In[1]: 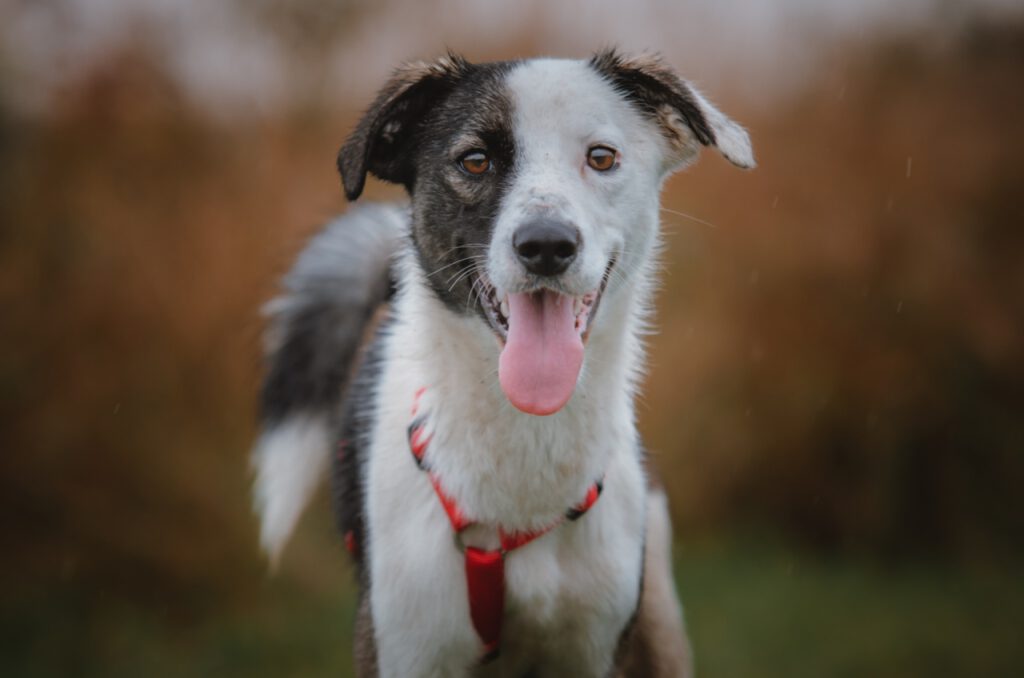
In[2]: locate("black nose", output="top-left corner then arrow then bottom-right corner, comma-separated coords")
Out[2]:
513,218 -> 580,277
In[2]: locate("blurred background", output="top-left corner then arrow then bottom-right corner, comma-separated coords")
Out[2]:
2,1 -> 1023,676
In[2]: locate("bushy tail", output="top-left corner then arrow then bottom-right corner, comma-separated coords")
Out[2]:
251,203 -> 406,564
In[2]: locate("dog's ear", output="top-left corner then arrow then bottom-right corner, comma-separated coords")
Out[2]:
338,54 -> 472,201
590,49 -> 755,171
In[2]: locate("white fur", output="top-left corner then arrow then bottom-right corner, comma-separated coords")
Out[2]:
252,415 -> 331,566
689,86 -> 756,169
366,59 -> 665,678
367,264 -> 649,677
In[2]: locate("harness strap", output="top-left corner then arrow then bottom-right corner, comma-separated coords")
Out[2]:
407,391 -> 603,663
465,547 -> 504,662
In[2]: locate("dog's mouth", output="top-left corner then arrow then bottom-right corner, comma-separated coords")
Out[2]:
478,259 -> 615,416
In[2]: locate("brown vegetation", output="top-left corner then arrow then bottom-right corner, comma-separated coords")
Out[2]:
0,20 -> 1022,624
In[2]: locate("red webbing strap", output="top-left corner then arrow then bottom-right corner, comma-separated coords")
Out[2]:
429,475 -> 472,532
464,547 -> 504,663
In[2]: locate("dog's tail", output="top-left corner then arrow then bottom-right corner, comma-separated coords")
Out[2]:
251,202 -> 407,565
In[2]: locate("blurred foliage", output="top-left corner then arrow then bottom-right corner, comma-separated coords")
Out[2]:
0,11 -> 1022,676
233,0 -> 378,108
0,46 -> 346,610
644,20 -> 1024,562
238,0 -> 372,52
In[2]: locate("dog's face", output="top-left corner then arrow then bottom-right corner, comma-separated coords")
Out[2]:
339,51 -> 753,415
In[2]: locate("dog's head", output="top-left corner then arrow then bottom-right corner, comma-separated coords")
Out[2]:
338,50 -> 753,416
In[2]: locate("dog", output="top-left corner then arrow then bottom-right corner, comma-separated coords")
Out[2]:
252,49 -> 754,677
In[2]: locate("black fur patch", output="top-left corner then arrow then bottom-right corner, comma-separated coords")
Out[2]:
339,55 -> 520,320
338,54 -> 474,200
588,48 -> 716,148
332,317 -> 392,574
408,61 -> 518,315
261,293 -> 382,424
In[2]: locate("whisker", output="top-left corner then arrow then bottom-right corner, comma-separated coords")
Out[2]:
447,264 -> 480,292
442,255 -> 488,286
467,263 -> 499,311
427,255 -> 487,279
467,266 -> 488,309
444,266 -> 486,293
660,206 -> 717,229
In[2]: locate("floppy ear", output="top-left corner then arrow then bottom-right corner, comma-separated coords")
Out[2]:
337,54 -> 471,201
590,49 -> 755,171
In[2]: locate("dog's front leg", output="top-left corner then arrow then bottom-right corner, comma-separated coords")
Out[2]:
369,493 -> 482,677
613,489 -> 694,678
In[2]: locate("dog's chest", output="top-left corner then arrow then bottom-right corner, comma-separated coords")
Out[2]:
367,420 -> 646,675
365,316 -> 647,674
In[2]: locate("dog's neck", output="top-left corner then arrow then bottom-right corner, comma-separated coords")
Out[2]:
387,251 -> 654,530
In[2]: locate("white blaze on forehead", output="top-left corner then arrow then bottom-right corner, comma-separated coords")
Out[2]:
494,59 -> 665,271
487,57 -> 666,301
504,58 -> 659,173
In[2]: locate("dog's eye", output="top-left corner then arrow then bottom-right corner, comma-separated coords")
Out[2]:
459,151 -> 491,175
587,146 -> 617,172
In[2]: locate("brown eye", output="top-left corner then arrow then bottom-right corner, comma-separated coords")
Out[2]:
459,151 -> 490,175
587,146 -> 617,172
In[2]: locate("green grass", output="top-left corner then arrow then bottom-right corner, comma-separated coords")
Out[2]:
1,584 -> 353,678
4,538 -> 1022,677
676,539 -> 1024,678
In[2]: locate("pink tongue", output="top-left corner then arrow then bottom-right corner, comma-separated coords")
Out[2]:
498,290 -> 584,415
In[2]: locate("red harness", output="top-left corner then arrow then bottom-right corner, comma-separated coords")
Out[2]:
407,388 -> 603,663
